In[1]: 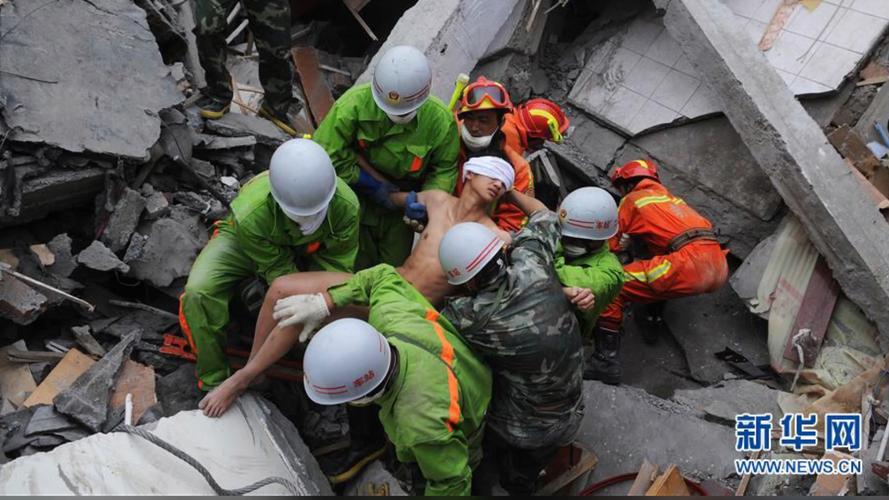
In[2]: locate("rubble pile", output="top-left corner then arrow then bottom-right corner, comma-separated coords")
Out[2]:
2,0 -> 889,496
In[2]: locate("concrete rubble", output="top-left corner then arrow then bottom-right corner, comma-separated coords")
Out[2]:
2,0 -> 889,495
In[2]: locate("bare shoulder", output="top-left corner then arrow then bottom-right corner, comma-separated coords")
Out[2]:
480,217 -> 513,245
418,189 -> 453,205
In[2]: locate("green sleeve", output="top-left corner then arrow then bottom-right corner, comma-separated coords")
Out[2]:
555,253 -> 625,327
236,223 -> 299,284
420,121 -> 460,192
314,99 -> 360,185
308,204 -> 359,274
327,264 -> 392,308
413,440 -> 472,496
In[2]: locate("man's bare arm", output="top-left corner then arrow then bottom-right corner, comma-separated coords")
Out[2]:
504,189 -> 547,216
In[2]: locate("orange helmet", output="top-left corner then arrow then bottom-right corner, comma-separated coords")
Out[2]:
458,77 -> 513,116
610,159 -> 660,185
516,98 -> 569,143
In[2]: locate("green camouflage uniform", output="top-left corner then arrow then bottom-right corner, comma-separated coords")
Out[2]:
194,0 -> 293,116
442,210 -> 584,451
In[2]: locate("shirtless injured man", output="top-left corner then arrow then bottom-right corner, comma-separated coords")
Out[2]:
199,156 -> 516,416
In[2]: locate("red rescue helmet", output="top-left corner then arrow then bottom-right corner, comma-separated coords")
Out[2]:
610,159 -> 660,185
516,98 -> 570,143
458,77 -> 513,117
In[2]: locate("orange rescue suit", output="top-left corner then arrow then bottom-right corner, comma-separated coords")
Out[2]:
599,178 -> 728,331
455,141 -> 534,233
501,112 -> 529,156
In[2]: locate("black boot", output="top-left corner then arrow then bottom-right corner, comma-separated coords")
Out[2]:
584,327 -> 622,384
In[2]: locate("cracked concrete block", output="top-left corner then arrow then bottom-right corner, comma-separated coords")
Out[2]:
101,188 -> 147,253
0,0 -> 181,158
576,381 -> 741,484
672,379 -> 786,424
125,218 -> 202,288
356,0 -> 522,104
46,234 -> 77,278
0,394 -> 333,495
53,330 -> 141,432
662,285 -> 771,384
143,191 -> 170,220
631,116 -> 783,221
203,113 -> 290,147
76,241 -> 129,273
0,273 -> 48,326
24,405 -> 79,437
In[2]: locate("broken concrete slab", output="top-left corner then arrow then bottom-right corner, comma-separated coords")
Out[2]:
659,0 -> 889,343
0,0 -> 181,158
662,285 -> 771,384
76,241 -> 129,273
142,188 -> 171,221
482,0 -> 549,59
0,394 -> 333,495
53,330 -> 141,432
125,218 -> 202,288
100,188 -> 147,253
356,0 -> 522,104
672,379 -> 785,424
46,234 -> 77,278
0,167 -> 107,228
576,381 -> 741,484
0,341 -> 37,416
203,113 -> 290,147
631,116 -> 783,221
71,326 -> 106,358
23,349 -> 95,408
570,3 -> 889,135
155,363 -> 202,417
0,273 -> 47,326
23,405 -> 79,437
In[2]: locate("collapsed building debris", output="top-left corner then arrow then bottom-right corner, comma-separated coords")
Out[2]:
2,0 -> 889,495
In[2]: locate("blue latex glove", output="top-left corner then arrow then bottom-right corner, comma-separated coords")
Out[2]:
403,191 -> 428,232
355,169 -> 397,210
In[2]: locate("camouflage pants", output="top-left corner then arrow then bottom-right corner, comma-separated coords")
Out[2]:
194,0 -> 293,115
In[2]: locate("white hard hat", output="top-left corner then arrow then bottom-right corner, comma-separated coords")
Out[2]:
268,138 -> 337,218
303,318 -> 392,405
439,222 -> 505,285
558,187 -> 619,240
371,45 -> 432,115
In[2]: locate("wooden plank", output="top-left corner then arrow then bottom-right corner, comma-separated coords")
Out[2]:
342,0 -> 378,41
110,360 -> 156,425
343,0 -> 372,11
782,256 -> 840,367
627,459 -> 659,496
291,47 -> 336,127
645,464 -> 690,496
809,450 -> 854,495
23,348 -> 95,407
735,450 -> 762,496
0,340 -> 36,415
535,444 -> 598,496
827,125 -> 882,178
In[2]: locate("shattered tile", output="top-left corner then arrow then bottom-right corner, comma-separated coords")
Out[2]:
626,99 -> 680,134
643,29 -> 684,67
651,69 -> 700,113
784,1 -> 840,39
623,57 -> 671,98
823,7 -> 886,54
798,42 -> 859,89
621,19 -> 663,55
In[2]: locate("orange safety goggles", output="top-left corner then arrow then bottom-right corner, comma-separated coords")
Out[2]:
459,78 -> 513,113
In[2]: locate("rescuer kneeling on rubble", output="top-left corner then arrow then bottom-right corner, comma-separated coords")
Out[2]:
273,263 -> 492,496
438,187 -> 585,496
595,159 -> 729,384
554,187 -> 626,383
178,138 -> 359,392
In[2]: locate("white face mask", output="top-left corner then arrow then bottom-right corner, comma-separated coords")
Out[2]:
386,110 -> 417,124
562,241 -> 588,258
289,206 -> 328,235
461,123 -> 495,151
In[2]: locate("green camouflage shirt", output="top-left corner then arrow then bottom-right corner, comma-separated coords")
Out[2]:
442,210 -> 584,450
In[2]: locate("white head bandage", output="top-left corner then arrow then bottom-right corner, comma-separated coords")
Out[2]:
463,156 -> 515,191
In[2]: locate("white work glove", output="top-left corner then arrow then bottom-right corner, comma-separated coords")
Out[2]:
272,293 -> 330,342
617,233 -> 631,251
